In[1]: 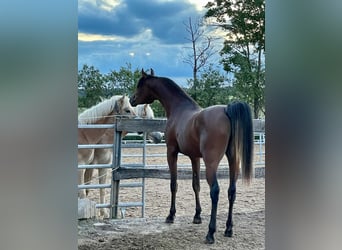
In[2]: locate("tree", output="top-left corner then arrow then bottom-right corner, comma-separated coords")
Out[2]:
105,63 -> 141,97
78,64 -> 106,108
187,65 -> 232,107
205,0 -> 265,117
183,16 -> 218,102
77,64 -> 166,117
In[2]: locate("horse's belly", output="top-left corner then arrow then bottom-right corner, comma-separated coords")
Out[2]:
78,148 -> 94,164
178,139 -> 202,157
181,148 -> 202,158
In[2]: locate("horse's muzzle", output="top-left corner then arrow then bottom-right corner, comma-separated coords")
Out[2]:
129,96 -> 136,106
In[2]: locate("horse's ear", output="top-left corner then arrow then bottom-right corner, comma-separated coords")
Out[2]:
141,68 -> 147,77
150,68 -> 154,76
118,95 -> 125,105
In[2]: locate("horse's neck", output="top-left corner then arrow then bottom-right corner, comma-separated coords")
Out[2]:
79,127 -> 107,144
99,130 -> 114,144
79,113 -> 116,144
155,82 -> 199,118
98,114 -> 115,124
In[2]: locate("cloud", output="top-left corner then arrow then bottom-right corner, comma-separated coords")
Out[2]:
78,0 -> 205,44
78,0 -> 224,86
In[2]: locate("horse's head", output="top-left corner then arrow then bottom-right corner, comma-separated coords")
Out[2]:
134,103 -> 163,143
130,68 -> 156,106
114,95 -> 136,117
134,104 -> 153,119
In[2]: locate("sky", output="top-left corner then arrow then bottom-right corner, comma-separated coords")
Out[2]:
78,0 -> 223,86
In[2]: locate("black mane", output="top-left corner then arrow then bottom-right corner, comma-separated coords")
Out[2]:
153,76 -> 200,108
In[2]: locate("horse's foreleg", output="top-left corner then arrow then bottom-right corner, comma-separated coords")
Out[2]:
78,169 -> 86,198
205,168 -> 220,244
84,168 -> 93,196
98,168 -> 109,218
166,149 -> 178,223
191,157 -> 202,224
78,149 -> 94,199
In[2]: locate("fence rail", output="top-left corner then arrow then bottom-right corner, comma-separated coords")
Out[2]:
78,118 -> 265,218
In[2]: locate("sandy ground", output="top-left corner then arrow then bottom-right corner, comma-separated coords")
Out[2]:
78,145 -> 265,249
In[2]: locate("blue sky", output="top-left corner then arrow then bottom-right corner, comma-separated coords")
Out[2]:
78,0 -> 223,86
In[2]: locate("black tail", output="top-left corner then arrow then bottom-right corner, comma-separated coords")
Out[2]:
225,101 -> 254,182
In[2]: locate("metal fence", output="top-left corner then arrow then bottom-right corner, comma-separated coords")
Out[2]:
78,119 -> 265,218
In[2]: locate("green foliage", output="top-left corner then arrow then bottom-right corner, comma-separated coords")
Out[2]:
105,63 -> 141,97
205,0 -> 265,117
77,64 -> 166,117
150,101 -> 166,118
187,65 -> 233,107
78,64 -> 106,108
232,57 -> 265,117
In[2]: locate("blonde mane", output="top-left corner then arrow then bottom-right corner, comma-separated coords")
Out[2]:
78,95 -> 130,124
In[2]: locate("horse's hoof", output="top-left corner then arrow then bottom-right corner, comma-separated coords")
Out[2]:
224,228 -> 233,237
165,215 -> 174,223
205,234 -> 215,244
193,216 -> 202,224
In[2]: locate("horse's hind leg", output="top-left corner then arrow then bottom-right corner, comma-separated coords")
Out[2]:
204,161 -> 220,244
225,152 -> 238,237
190,157 -> 202,224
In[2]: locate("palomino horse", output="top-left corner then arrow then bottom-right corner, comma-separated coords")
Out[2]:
83,103 -> 162,217
130,69 -> 253,244
78,95 -> 136,199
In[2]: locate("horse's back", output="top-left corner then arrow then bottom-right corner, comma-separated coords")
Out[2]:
197,105 -> 230,132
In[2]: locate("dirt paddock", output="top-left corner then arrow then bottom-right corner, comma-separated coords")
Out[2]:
78,146 -> 265,250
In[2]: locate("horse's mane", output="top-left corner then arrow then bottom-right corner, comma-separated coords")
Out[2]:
78,95 -> 126,124
160,77 -> 200,107
140,75 -> 199,108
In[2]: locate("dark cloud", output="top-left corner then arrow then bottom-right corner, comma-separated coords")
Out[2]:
78,1 -> 217,82
78,1 -> 142,37
78,0 -> 204,44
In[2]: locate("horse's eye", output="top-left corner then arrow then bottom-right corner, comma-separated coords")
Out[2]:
125,109 -> 131,113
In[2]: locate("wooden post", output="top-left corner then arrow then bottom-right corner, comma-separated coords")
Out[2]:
110,125 -> 122,219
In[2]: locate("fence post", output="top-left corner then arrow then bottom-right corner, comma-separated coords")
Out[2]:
110,124 -> 122,218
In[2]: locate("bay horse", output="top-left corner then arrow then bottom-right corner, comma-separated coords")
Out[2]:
130,69 -> 253,244
83,103 -> 162,217
78,95 -> 136,199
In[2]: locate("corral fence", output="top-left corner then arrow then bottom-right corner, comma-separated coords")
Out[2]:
78,117 -> 265,219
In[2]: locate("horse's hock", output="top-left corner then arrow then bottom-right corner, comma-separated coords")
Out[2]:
77,117 -> 265,219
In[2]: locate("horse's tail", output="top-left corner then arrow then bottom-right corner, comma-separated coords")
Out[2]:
225,101 -> 254,183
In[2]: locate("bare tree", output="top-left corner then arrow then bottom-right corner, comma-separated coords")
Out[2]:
183,17 -> 218,101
